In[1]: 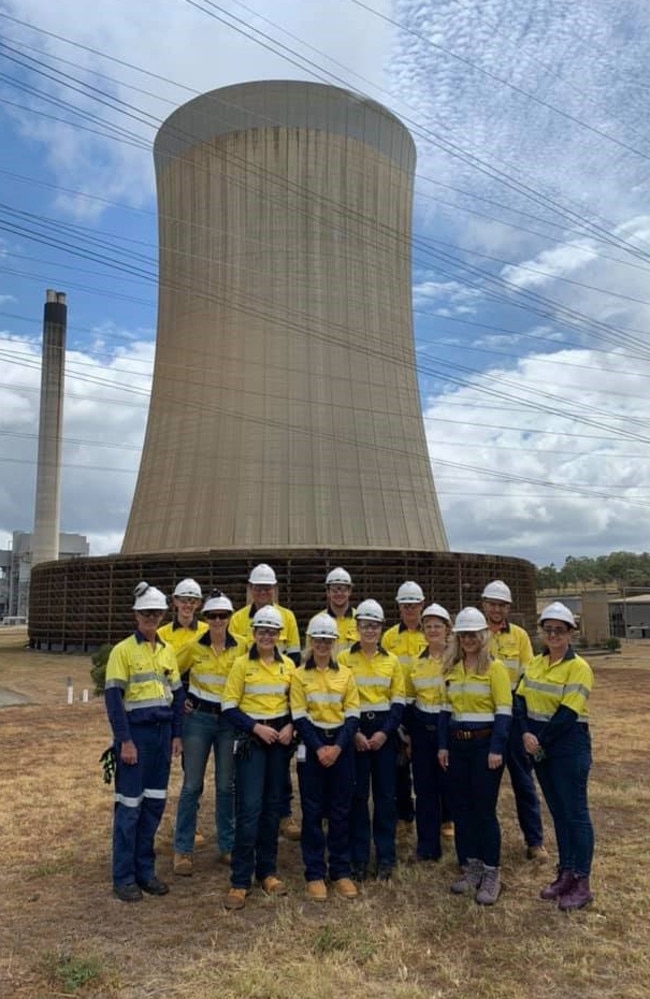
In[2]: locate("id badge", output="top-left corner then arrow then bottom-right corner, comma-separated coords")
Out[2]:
296,744 -> 306,763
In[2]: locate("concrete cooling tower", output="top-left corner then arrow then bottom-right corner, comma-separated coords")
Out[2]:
122,80 -> 449,554
29,81 -> 537,652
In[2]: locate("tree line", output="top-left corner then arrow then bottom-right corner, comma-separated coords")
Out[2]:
536,552 -> 650,591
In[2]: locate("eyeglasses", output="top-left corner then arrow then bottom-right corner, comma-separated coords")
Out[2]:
204,612 -> 230,621
542,627 -> 569,637
358,621 -> 381,629
255,628 -> 280,637
176,596 -> 200,604
136,610 -> 163,619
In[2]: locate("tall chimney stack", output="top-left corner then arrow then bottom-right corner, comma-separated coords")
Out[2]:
32,289 -> 67,567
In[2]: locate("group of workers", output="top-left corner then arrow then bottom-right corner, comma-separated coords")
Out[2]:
103,565 -> 595,912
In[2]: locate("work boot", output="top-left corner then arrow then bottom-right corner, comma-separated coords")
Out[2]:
441,821 -> 455,839
332,877 -> 358,900
475,866 -> 501,905
224,887 -> 248,911
173,853 -> 193,876
540,869 -> 574,901
216,852 -> 232,867
558,876 -> 593,911
194,830 -> 206,847
527,844 -> 549,863
304,879 -> 328,902
260,875 -> 288,896
137,876 -> 170,896
450,858 -> 483,895
112,883 -> 142,903
279,816 -> 301,841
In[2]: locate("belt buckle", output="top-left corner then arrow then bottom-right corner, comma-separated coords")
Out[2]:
460,730 -> 471,741
366,711 -> 376,720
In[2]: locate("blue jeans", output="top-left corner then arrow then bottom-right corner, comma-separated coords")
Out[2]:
174,708 -> 235,855
113,722 -> 171,887
448,736 -> 504,868
351,716 -> 397,870
230,737 -> 292,889
506,724 -> 544,848
534,732 -> 594,876
298,741 -> 354,881
410,715 -> 443,860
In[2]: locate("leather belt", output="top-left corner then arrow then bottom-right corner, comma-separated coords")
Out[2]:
452,727 -> 493,741
190,697 -> 222,715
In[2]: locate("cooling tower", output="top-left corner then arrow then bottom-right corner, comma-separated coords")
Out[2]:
122,81 -> 448,554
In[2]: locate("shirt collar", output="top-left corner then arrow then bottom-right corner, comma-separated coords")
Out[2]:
305,653 -> 338,671
135,630 -> 163,645
249,644 -> 283,662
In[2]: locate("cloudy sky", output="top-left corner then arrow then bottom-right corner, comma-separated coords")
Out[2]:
1,0 -> 650,566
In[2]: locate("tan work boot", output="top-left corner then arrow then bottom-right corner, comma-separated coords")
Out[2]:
194,830 -> 206,847
261,875 -> 288,896
332,877 -> 358,900
173,852 -> 193,876
224,887 -> 248,910
441,821 -> 455,839
305,879 -> 328,902
526,844 -> 549,863
279,816 -> 301,841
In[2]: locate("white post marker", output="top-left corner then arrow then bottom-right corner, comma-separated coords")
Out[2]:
67,676 -> 73,705
82,689 -> 89,703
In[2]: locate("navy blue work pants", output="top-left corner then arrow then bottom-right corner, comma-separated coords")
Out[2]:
351,715 -> 397,870
298,741 -> 354,882
230,738 -> 292,889
506,724 -> 544,847
112,721 -> 171,888
448,736 -> 504,868
533,732 -> 594,877
410,715 -> 444,860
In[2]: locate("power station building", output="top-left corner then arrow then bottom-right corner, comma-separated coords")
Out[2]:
29,81 -> 535,649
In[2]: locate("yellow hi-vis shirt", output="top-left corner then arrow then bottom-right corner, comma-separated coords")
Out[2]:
157,619 -> 208,653
290,660 -> 360,730
105,633 -> 182,712
338,644 -> 405,713
382,623 -> 427,671
222,646 -> 294,720
404,651 -> 446,715
309,608 -> 359,656
488,622 -> 533,690
516,649 -> 592,724
177,630 -> 248,705
230,603 -> 301,659
442,658 -> 512,725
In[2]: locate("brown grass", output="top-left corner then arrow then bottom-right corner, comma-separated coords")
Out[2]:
1,633 -> 649,998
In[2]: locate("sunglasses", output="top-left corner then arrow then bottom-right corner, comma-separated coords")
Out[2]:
137,610 -> 163,619
255,627 -> 281,636
542,627 -> 569,636
204,611 -> 230,621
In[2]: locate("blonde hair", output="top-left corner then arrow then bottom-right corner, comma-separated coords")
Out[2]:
442,629 -> 492,676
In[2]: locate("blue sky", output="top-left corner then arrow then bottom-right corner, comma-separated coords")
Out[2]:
2,0 -> 650,565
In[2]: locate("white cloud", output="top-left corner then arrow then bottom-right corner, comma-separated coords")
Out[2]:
0,332 -> 153,554
3,0 -> 393,215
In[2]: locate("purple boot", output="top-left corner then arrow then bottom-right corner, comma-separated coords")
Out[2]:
558,876 -> 593,911
540,869 -> 574,901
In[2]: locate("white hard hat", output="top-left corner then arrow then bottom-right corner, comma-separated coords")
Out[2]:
173,577 -> 202,599
202,590 -> 234,614
133,581 -> 168,612
396,581 -> 425,603
453,607 -> 488,632
249,563 -> 277,586
326,566 -> 352,586
307,614 -> 339,640
482,580 -> 512,603
252,605 -> 283,630
355,599 -> 385,623
421,602 -> 451,625
539,602 -> 576,628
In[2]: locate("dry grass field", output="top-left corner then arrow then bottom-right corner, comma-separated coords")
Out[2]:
1,630 -> 649,999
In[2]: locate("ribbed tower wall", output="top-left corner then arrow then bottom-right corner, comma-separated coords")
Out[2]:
121,81 -> 448,554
